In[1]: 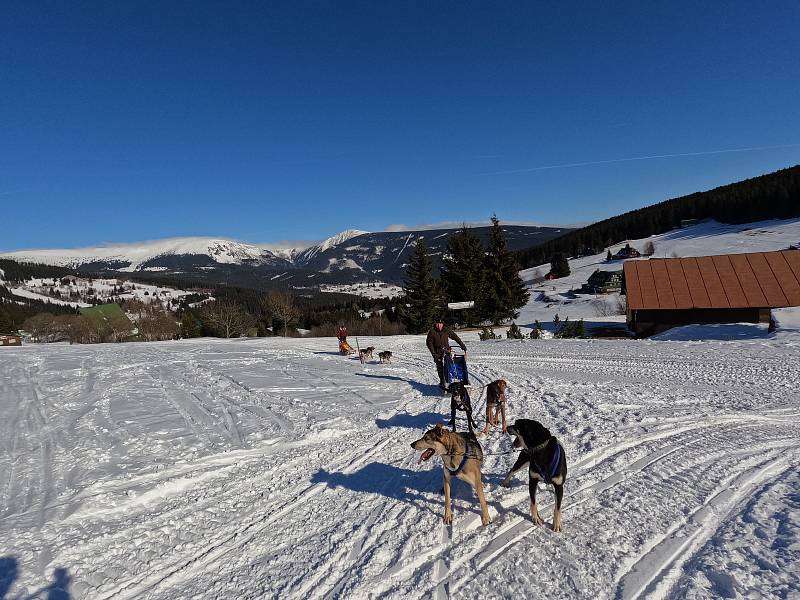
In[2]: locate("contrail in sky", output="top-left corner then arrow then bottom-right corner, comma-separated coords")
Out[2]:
477,143 -> 800,175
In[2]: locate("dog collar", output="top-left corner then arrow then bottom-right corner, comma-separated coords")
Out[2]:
526,437 -> 551,453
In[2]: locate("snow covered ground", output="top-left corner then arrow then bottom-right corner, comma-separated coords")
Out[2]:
2,329 -> 799,599
320,281 -> 404,299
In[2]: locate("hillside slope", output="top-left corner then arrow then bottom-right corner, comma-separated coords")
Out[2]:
516,165 -> 800,270
514,216 -> 800,330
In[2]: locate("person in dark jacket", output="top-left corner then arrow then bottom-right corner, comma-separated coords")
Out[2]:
426,317 -> 467,390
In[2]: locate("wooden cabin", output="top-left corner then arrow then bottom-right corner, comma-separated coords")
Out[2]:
0,334 -> 22,346
624,250 -> 800,336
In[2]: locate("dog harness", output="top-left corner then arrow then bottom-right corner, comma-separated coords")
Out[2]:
445,438 -> 471,476
529,438 -> 562,485
451,384 -> 471,411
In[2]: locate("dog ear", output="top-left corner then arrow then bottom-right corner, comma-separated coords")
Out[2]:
433,423 -> 444,436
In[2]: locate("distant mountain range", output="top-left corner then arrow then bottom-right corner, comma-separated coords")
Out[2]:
1,225 -> 570,289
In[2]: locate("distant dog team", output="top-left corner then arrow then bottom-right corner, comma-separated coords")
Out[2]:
353,346 -> 393,363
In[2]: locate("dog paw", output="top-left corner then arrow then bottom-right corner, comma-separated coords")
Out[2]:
443,513 -> 453,525
481,515 -> 492,526
499,478 -> 511,488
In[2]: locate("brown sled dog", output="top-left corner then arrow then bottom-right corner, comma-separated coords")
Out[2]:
481,379 -> 508,435
411,423 -> 491,526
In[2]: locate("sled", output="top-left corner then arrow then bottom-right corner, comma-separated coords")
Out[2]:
443,350 -> 470,386
339,340 -> 355,355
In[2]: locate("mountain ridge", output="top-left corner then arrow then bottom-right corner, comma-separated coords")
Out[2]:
0,225 -> 570,288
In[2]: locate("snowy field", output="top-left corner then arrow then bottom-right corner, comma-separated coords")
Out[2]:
320,281 -> 404,299
2,329 -> 799,599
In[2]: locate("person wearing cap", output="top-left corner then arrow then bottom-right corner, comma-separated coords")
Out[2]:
426,317 -> 467,391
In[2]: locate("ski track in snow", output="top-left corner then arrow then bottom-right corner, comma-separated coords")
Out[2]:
1,334 -> 799,599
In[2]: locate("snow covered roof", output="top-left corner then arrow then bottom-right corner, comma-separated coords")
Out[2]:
625,250 -> 800,310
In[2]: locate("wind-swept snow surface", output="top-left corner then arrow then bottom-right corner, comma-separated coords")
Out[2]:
1,333 -> 799,598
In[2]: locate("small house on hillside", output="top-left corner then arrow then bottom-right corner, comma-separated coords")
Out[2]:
613,244 -> 641,260
582,270 -> 623,294
624,250 -> 800,336
1,334 -> 22,346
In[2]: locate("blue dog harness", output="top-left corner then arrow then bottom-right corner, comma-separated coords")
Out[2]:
446,437 -> 471,476
530,438 -> 562,484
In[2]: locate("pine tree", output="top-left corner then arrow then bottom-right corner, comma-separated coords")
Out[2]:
439,225 -> 486,327
550,252 -> 570,277
400,238 -> 442,334
180,312 -> 203,338
482,215 -> 530,324
0,306 -> 16,334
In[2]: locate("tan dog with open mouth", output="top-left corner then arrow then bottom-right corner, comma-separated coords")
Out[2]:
411,423 -> 491,526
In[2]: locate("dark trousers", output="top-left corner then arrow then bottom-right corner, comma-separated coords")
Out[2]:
435,358 -> 445,387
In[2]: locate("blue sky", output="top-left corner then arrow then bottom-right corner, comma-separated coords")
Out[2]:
2,1 -> 799,250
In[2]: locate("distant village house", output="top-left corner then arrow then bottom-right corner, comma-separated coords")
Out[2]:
612,244 -> 641,260
1,334 -> 22,346
581,269 -> 623,294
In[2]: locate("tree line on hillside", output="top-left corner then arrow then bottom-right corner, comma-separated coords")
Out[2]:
516,165 -> 800,269
400,216 -> 530,333
1,269 -> 405,341
0,259 -> 79,282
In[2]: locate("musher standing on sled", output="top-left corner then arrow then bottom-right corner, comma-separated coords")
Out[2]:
426,317 -> 467,392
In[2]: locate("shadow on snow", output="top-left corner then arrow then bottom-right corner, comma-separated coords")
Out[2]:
1,557 -> 72,600
355,372 -> 443,398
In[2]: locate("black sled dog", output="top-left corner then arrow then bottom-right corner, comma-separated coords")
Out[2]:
501,419 -> 568,532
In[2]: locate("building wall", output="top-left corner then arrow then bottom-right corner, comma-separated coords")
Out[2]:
628,307 -> 771,336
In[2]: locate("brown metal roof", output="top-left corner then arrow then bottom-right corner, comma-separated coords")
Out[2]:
624,250 -> 800,310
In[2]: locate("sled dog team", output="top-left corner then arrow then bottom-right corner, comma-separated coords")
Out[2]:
413,387 -> 568,532
416,317 -> 568,532
338,320 -> 567,531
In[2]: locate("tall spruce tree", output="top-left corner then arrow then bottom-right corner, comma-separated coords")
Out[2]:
440,225 -> 486,326
482,216 -> 530,323
400,238 -> 442,333
550,252 -> 570,277
0,305 -> 16,334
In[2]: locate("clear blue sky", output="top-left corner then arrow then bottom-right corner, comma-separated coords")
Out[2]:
2,1 -> 799,250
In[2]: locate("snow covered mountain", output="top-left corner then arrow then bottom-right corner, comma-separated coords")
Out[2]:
0,225 -> 569,288
291,229 -> 370,264
1,237 -> 292,272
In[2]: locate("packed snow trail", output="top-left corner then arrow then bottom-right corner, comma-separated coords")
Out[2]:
1,333 -> 799,599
